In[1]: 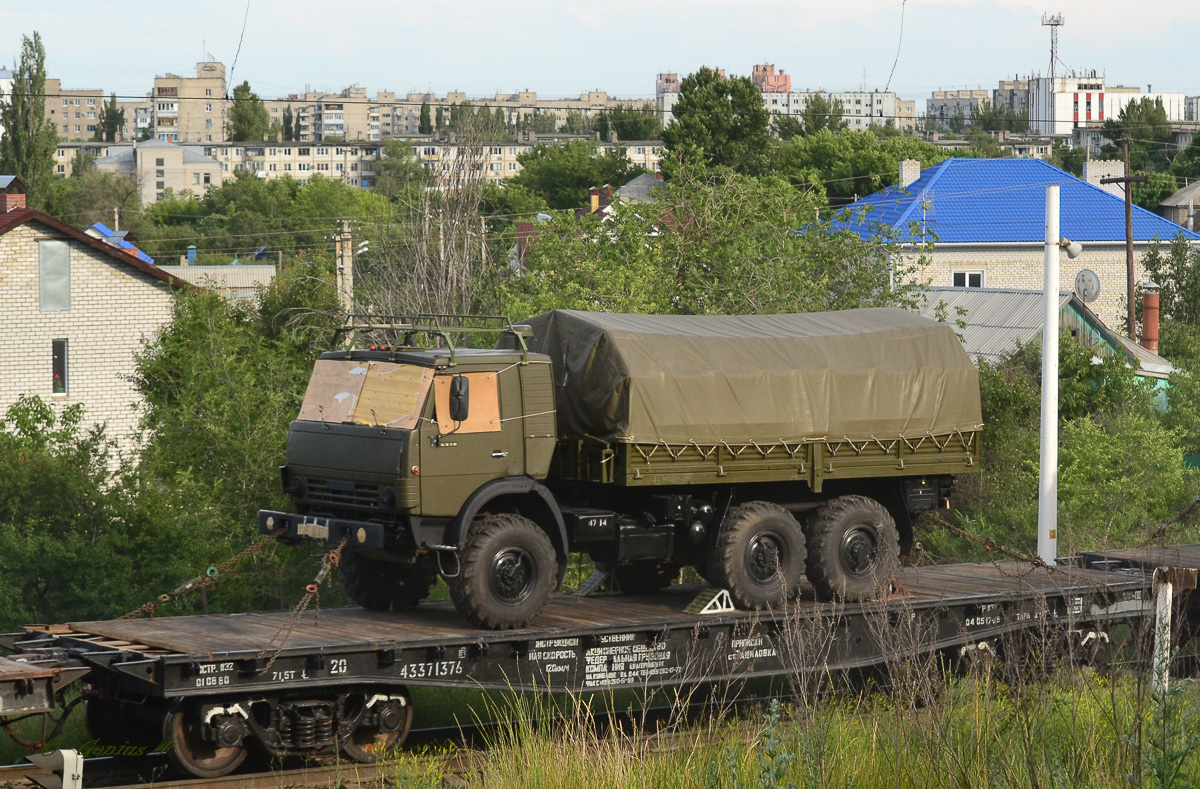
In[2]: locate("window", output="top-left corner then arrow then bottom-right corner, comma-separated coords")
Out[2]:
206,119 -> 212,128
269,163 -> 277,171
156,158 -> 165,166
205,103 -> 212,112
297,147 -> 310,156
205,88 -> 212,96
156,180 -> 165,189
39,240 -> 70,312
317,162 -> 329,171
316,147 -> 328,155
297,163 -> 312,171
283,163 -> 291,171
62,99 -> 68,106
509,162 -> 517,171
57,164 -> 65,174
203,173 -> 211,185
491,147 -> 503,155
193,172 -> 201,185
335,163 -> 343,171
952,271 -> 984,288
52,340 -> 68,394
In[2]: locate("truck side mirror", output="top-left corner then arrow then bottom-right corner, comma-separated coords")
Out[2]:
449,375 -> 470,422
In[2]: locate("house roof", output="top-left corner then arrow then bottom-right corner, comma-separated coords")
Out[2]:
1159,181 -> 1200,209
842,158 -> 1200,245
0,208 -> 186,289
157,265 -> 275,298
0,175 -> 25,192
86,221 -> 155,264
95,144 -> 218,166
615,173 -> 665,204
915,286 -> 1175,378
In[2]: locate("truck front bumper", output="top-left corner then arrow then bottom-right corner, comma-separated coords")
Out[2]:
258,510 -> 387,549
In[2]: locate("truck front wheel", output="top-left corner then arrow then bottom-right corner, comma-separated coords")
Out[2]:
341,549 -> 437,612
805,495 -> 900,602
449,513 -> 558,629
710,502 -> 806,609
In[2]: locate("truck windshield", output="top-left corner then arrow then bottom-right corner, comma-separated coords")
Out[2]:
297,360 -> 433,429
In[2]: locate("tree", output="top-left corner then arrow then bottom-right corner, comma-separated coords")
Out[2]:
661,67 -> 771,176
419,102 -> 432,134
525,112 -> 556,134
1102,97 -> 1172,172
0,32 -> 58,209
92,92 -> 125,143
372,139 -> 430,200
502,162 -> 922,318
772,114 -> 805,141
597,103 -> 662,141
282,106 -> 294,142
510,139 -> 643,210
558,111 -> 591,134
226,80 -> 270,142
801,94 -> 847,136
1049,139 -> 1089,176
1169,132 -> 1200,182
971,100 -> 1029,134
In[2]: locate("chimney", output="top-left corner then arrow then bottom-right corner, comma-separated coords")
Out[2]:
655,170 -> 664,181
1142,282 -> 1160,352
0,176 -> 27,213
899,159 -> 921,189
589,186 -> 600,213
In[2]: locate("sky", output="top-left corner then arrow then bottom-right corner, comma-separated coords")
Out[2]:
6,0 -> 1200,104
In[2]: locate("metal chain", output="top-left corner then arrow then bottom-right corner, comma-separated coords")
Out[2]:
119,529 -> 287,620
255,537 -> 349,676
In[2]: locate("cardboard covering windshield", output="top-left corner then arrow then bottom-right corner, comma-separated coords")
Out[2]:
518,309 -> 983,445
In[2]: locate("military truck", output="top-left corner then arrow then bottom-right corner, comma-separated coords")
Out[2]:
260,310 -> 982,629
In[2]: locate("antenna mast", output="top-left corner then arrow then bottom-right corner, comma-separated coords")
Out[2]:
1042,13 -> 1064,81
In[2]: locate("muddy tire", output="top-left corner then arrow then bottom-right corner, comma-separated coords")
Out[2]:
709,501 -> 806,609
340,550 -> 436,613
449,513 -> 557,629
805,495 -> 900,602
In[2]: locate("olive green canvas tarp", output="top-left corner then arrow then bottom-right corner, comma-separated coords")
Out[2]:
518,309 -> 983,445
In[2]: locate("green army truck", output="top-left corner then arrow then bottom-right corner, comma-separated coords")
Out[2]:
259,309 -> 983,629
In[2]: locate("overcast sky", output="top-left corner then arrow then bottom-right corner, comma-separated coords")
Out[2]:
6,0 -> 1200,104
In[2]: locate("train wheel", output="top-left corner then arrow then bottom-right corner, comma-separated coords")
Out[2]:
341,690 -> 413,762
164,698 -> 249,779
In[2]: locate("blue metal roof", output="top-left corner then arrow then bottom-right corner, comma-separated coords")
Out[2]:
86,222 -> 155,264
840,158 -> 1200,244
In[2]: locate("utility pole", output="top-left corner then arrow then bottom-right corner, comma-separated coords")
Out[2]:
1039,185 -> 1060,567
335,219 -> 354,313
1100,139 -> 1147,339
113,207 -> 120,233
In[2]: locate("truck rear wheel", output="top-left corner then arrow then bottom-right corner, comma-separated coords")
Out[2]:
340,549 -> 436,612
805,495 -> 900,602
449,513 -> 557,629
710,502 -> 806,609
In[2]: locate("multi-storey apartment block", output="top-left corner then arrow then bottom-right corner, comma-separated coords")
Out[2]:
44,80 -> 105,141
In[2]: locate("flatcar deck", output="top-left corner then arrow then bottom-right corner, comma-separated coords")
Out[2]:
2,558 -> 1157,702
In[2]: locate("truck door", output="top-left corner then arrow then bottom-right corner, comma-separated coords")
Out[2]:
418,371 -> 522,516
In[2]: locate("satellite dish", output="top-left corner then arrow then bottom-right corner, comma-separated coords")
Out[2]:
1074,269 -> 1100,303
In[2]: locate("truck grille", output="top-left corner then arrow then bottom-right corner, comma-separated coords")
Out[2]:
305,478 -> 382,511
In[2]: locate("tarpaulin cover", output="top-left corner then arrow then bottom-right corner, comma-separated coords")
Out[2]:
518,309 -> 983,445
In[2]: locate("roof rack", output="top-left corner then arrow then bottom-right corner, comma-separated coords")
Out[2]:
335,314 -> 532,366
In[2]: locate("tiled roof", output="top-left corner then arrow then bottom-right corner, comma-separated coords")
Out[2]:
842,158 -> 1200,244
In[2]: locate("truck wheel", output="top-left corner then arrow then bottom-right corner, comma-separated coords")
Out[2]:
710,502 -> 806,609
806,495 -> 900,602
340,549 -> 436,612
449,513 -> 557,629
602,562 -> 678,594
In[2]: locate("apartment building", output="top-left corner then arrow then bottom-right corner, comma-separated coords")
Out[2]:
771,90 -> 916,131
44,80 -> 105,141
148,62 -> 229,143
751,64 -> 791,94
55,135 -> 663,201
1028,71 -> 1186,136
926,89 -> 990,127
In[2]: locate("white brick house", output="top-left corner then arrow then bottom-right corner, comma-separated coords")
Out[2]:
0,184 -> 186,451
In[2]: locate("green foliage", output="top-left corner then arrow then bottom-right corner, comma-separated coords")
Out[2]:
419,101 -> 433,135
0,396 -> 207,628
1050,138 -> 1089,176
41,160 -> 140,229
509,139 -> 643,210
662,67 -> 772,176
594,102 -> 661,141
772,114 -> 804,141
774,129 -> 950,205
524,111 -> 557,134
940,331 -> 1196,560
1135,171 -> 1179,211
1143,233 -> 1200,329
282,105 -> 294,142
226,80 -> 271,142
95,92 -> 124,142
1102,97 -> 1172,173
1169,132 -> 1200,182
0,32 -> 58,209
800,94 -> 847,136
373,139 -> 431,200
131,265 -> 343,535
971,99 -> 1029,133
502,163 -> 920,319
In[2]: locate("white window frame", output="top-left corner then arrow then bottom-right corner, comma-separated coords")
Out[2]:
952,270 -> 985,288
